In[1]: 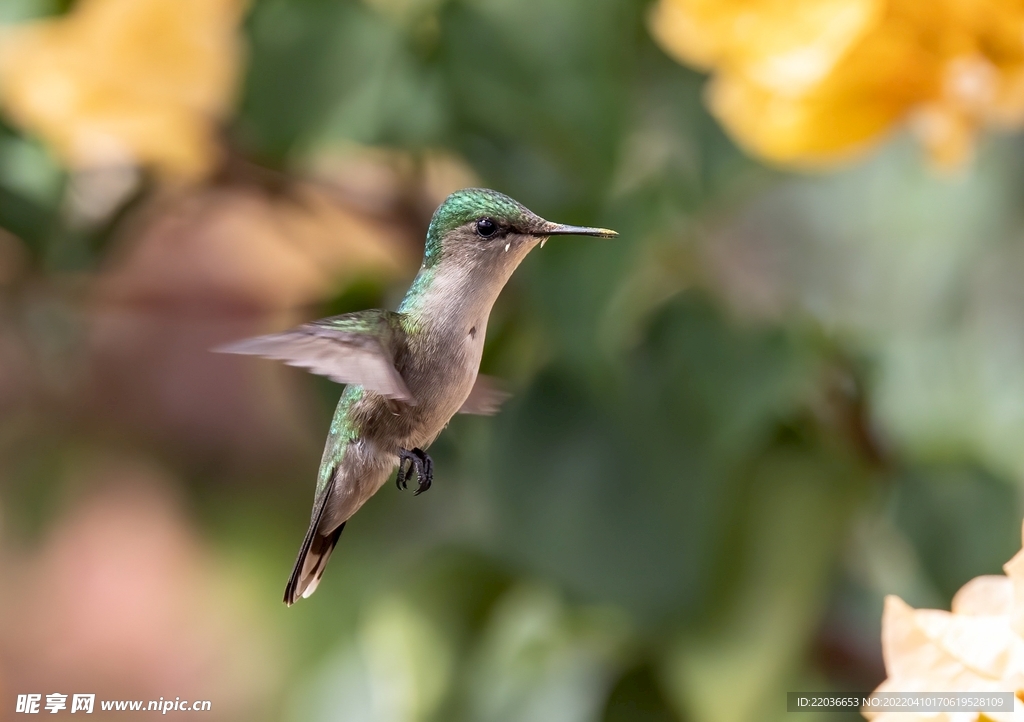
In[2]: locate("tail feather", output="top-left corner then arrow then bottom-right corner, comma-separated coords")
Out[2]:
283,484 -> 346,605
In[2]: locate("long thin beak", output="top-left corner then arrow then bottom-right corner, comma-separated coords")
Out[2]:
536,221 -> 618,238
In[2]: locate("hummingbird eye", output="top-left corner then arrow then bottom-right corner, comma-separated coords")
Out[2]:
475,218 -> 498,238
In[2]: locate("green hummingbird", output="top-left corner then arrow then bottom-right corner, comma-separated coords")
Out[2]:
218,188 -> 617,605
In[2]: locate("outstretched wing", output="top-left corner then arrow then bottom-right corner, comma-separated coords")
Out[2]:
458,374 -> 510,415
215,310 -> 415,403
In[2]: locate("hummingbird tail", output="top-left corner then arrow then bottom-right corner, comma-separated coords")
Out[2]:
283,486 -> 346,605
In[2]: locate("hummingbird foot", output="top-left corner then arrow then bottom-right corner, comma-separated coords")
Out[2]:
413,450 -> 433,495
396,448 -> 434,495
396,453 -> 411,490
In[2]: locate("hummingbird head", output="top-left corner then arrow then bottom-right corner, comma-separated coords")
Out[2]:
422,188 -> 617,273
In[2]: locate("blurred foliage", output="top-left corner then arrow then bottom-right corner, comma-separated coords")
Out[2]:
1,0 -> 1024,721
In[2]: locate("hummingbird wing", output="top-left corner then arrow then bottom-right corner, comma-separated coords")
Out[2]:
458,374 -> 511,415
215,310 -> 415,403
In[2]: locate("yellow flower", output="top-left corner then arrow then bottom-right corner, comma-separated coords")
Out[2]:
650,0 -> 1024,169
864,521 -> 1024,722
0,0 -> 248,180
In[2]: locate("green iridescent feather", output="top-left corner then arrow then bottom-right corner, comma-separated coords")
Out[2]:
422,188 -> 531,266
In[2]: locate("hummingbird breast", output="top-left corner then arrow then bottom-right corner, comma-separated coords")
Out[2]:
356,257 -> 513,454
395,316 -> 486,448
344,312 -> 486,457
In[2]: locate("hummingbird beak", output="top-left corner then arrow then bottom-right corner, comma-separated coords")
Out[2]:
536,222 -> 619,239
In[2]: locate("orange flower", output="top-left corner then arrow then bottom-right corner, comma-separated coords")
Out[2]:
650,0 -> 1024,169
0,0 -> 248,179
864,520 -> 1024,722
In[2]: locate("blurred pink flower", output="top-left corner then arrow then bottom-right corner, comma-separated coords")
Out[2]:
0,459 -> 280,720
80,179 -> 415,463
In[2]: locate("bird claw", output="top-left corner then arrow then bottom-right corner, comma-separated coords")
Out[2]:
396,448 -> 433,495
395,454 -> 413,490
413,451 -> 433,496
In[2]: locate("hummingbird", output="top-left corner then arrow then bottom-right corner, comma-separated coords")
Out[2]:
217,188 -> 617,605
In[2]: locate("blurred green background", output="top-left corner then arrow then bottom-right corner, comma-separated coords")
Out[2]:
2,0 -> 1024,720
